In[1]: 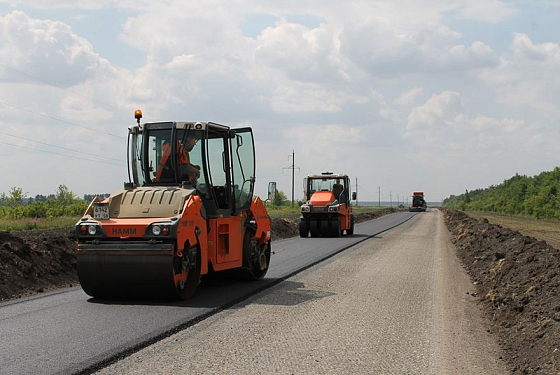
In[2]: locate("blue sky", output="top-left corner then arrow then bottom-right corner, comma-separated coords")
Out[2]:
0,1 -> 559,203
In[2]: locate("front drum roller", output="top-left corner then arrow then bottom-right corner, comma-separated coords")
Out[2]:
77,243 -> 201,300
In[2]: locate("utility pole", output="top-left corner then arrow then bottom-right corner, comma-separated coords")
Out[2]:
290,150 -> 295,209
282,150 -> 300,209
378,186 -> 381,206
390,191 -> 392,207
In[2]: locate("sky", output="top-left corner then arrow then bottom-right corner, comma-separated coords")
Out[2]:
0,0 -> 559,203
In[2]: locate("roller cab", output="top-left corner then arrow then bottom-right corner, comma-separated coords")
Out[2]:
299,172 -> 356,238
76,116 -> 271,300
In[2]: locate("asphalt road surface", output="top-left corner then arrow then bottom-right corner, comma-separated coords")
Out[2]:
1,211 -> 418,375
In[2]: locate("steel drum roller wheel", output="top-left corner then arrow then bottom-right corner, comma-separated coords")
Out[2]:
243,230 -> 271,280
77,253 -> 185,299
173,246 -> 201,300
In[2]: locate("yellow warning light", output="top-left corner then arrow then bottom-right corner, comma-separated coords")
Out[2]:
134,109 -> 142,120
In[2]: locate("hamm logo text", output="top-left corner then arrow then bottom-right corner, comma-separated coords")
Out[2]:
111,228 -> 137,235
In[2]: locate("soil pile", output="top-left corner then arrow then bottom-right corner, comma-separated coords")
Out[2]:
443,209 -> 560,374
354,207 -> 397,223
0,228 -> 78,301
270,217 -> 300,240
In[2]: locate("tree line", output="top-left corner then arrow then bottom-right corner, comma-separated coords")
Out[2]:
442,167 -> 560,219
0,185 -> 109,220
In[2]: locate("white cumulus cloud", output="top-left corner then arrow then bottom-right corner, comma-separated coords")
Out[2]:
0,11 -> 114,87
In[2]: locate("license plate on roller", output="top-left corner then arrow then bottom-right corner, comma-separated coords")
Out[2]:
93,205 -> 109,220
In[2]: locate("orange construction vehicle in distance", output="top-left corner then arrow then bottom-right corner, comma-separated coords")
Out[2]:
409,191 -> 427,212
299,172 -> 356,237
75,110 -> 271,300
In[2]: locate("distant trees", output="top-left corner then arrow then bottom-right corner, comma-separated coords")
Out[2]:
0,185 -> 90,220
443,167 -> 560,220
0,187 -> 28,207
273,190 -> 288,207
83,193 -> 110,202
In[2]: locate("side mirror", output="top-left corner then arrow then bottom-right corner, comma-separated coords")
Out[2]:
267,182 -> 277,201
352,192 -> 357,201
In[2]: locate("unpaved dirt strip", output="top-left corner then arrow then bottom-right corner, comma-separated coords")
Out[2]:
96,210 -> 507,375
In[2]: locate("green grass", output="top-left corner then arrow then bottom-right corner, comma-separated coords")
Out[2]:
0,216 -> 81,232
466,211 -> 560,249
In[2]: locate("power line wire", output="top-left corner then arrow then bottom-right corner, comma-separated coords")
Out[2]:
0,100 -> 125,139
0,62 -> 124,112
0,140 -> 125,167
0,130 -> 124,163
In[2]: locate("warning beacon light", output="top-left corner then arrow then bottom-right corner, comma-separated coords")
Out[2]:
134,109 -> 142,125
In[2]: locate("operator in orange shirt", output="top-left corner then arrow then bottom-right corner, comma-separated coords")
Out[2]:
155,135 -> 200,183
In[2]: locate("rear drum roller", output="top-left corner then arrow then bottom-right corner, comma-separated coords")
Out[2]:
299,219 -> 309,238
173,245 -> 201,300
243,230 -> 271,280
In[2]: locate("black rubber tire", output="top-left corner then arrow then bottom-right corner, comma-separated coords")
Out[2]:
331,219 -> 341,237
309,220 -> 320,237
346,215 -> 355,235
320,220 -> 330,237
299,219 -> 309,238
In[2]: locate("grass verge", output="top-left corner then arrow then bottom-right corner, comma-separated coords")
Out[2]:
0,206 -> 396,231
0,216 -> 81,232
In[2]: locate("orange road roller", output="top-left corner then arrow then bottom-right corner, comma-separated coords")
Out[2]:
299,172 -> 356,237
75,111 -> 271,299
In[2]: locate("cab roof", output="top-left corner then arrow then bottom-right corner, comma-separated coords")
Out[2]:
129,121 -> 229,133
307,172 -> 348,179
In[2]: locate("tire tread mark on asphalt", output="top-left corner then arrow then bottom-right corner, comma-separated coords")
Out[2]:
75,212 -> 418,375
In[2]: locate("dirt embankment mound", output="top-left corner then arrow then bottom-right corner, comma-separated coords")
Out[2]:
442,209 -> 560,374
0,228 -> 78,301
0,208 -> 397,302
